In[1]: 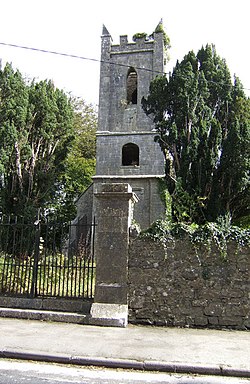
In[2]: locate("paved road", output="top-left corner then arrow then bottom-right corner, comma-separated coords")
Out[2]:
0,360 -> 249,384
1,318 -> 250,377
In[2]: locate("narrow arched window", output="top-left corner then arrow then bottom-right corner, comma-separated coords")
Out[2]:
127,67 -> 137,104
122,143 -> 139,166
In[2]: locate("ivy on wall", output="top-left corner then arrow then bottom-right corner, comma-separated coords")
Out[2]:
141,218 -> 250,260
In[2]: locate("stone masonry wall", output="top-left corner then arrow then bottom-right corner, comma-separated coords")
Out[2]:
93,177 -> 165,230
128,237 -> 250,329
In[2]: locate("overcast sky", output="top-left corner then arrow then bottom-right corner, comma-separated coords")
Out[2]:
0,0 -> 249,105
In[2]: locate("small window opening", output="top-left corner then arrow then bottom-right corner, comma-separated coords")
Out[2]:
127,67 -> 138,104
122,143 -> 139,166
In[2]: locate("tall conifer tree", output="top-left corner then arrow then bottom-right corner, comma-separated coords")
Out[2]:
142,45 -> 250,224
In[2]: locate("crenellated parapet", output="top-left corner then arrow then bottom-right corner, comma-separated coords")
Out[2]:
111,34 -> 155,53
101,23 -> 165,58
96,22 -> 167,229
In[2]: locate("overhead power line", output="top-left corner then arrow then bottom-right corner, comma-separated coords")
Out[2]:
0,41 -> 249,92
0,41 -> 166,75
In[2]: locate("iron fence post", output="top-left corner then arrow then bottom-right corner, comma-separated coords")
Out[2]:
30,213 -> 41,298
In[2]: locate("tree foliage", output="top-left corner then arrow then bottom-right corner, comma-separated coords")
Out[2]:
142,45 -> 250,225
0,63 -> 97,221
56,97 -> 97,219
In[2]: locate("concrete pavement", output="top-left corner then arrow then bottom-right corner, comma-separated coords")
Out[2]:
0,315 -> 250,378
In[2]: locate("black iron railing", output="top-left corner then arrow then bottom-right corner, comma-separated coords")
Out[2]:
0,215 -> 96,300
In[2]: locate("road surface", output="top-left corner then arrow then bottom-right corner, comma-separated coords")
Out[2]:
0,359 -> 249,384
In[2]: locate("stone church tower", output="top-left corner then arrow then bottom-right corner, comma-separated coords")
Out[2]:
77,24 -> 166,229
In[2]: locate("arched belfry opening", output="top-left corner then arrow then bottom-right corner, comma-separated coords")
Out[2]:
127,67 -> 137,104
75,24 -> 167,235
122,143 -> 139,166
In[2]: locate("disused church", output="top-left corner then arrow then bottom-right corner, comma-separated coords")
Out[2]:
75,23 -> 166,230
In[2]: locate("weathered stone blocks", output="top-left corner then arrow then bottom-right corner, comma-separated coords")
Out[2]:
128,237 -> 250,329
90,183 -> 137,327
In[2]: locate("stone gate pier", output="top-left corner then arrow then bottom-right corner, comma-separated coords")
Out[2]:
90,183 -> 138,327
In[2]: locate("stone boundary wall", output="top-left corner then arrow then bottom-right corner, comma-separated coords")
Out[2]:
128,237 -> 250,329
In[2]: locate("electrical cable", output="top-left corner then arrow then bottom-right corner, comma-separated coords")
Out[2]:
0,41 -> 166,75
0,41 -> 250,92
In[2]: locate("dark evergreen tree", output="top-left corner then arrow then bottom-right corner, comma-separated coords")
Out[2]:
0,63 -> 97,222
0,63 -> 74,219
142,45 -> 250,224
